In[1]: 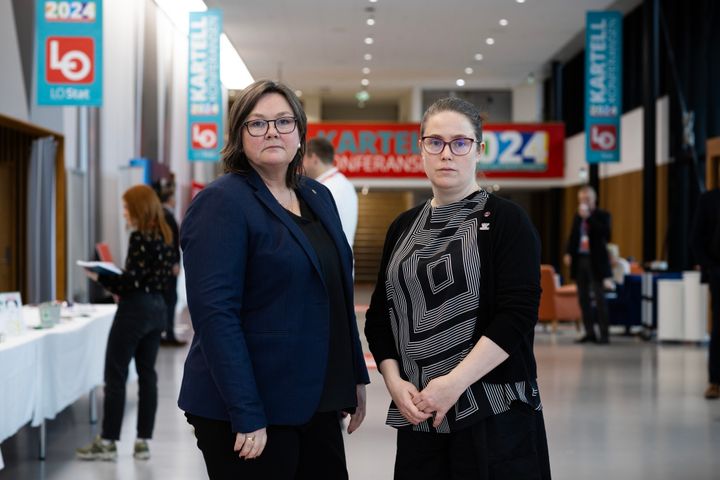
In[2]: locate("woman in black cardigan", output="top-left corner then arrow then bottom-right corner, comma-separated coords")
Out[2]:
365,97 -> 551,479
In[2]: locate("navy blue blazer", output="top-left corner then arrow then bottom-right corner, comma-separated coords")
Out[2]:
178,170 -> 370,434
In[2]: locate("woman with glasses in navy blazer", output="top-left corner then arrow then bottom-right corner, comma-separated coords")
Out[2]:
179,80 -> 369,479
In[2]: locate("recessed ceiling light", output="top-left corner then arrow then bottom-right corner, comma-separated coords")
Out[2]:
456,79 -> 465,87
361,78 -> 370,86
474,53 -> 484,61
465,67 -> 473,75
367,18 -> 375,26
516,0 -> 525,3
499,19 -> 508,26
486,38 -> 495,45
369,0 -> 378,3
294,90 -> 303,97
362,67 -> 371,74
364,53 -> 372,61
364,37 -> 374,45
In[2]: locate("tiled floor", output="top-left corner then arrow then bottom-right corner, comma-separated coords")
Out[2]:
2,287 -> 720,479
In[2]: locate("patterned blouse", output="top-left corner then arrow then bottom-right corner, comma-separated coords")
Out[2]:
98,231 -> 176,295
383,190 -> 541,433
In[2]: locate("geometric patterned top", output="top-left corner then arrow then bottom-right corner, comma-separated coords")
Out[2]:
383,190 -> 541,433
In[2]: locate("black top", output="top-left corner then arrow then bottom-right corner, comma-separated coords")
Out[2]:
98,231 -> 176,295
289,196 -> 357,413
365,192 -> 542,432
691,188 -> 720,282
163,206 -> 180,290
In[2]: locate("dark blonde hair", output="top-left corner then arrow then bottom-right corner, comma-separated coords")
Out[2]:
222,80 -> 307,188
123,184 -> 173,245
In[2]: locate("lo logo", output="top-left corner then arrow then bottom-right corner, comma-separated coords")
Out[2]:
46,37 -> 94,84
192,123 -> 218,149
590,125 -> 617,151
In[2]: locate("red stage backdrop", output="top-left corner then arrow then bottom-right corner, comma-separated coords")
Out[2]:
306,123 -> 565,179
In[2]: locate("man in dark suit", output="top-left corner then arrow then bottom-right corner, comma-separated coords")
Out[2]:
691,185 -> 720,399
564,185 -> 613,344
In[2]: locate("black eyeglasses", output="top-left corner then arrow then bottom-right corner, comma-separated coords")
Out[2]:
243,117 -> 297,137
421,136 -> 477,156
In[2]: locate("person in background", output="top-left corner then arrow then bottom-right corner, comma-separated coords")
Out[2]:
77,184 -> 176,461
365,97 -> 551,479
564,185 -> 613,344
303,137 -> 358,249
154,175 -> 185,346
690,182 -> 720,399
179,80 -> 369,479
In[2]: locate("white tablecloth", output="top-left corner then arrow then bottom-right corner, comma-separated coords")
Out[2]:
0,304 -> 117,469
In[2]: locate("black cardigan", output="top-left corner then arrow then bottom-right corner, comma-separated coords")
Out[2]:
365,193 -> 541,386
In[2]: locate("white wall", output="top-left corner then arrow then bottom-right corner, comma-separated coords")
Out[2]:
512,82 -> 543,123
99,0 -> 142,262
565,96 -> 670,186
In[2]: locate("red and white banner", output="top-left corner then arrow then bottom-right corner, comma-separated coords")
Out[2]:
306,123 -> 565,179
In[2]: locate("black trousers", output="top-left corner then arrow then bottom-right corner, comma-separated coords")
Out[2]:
394,402 -> 551,480
575,256 -> 609,341
101,293 -> 165,440
162,280 -> 178,340
709,277 -> 720,384
186,411 -> 348,480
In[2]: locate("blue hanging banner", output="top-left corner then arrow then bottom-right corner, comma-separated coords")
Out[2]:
36,0 -> 103,106
585,11 -> 622,163
187,9 -> 223,162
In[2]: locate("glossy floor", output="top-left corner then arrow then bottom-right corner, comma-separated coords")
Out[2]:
1,299 -> 719,479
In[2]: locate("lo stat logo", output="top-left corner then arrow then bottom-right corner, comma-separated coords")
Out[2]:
192,123 -> 219,149
46,37 -> 94,84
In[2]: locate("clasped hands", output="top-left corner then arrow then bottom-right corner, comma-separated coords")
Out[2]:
386,374 -> 465,428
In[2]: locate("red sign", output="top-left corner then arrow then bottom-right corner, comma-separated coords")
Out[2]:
45,36 -> 94,84
306,123 -> 565,179
589,124 -> 617,151
191,123 -> 219,149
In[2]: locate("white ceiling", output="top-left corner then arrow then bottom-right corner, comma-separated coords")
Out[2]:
207,0 -> 640,101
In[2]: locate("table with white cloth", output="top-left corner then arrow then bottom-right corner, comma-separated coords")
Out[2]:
0,304 -> 117,469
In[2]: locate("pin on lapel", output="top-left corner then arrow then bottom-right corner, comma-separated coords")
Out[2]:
479,223 -> 491,231
311,189 -> 317,194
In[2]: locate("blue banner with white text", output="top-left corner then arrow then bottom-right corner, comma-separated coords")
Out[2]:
585,11 -> 622,163
188,9 -> 223,162
36,0 -> 103,106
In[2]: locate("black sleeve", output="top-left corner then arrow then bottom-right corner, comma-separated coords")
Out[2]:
691,192 -> 717,269
364,212 -> 413,365
588,209 -> 611,241
482,204 -> 542,355
165,208 -> 180,262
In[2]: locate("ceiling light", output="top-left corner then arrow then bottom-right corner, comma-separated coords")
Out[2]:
369,0 -> 378,3
367,18 -> 375,26
465,67 -> 473,75
486,37 -> 495,45
361,78 -> 370,86
364,53 -> 372,61
516,0 -> 526,3
364,37 -> 374,45
499,19 -> 508,26
456,79 -> 465,87
362,67 -> 371,74
474,53 -> 484,61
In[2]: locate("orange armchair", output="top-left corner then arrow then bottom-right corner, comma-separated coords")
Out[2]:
539,264 -> 582,332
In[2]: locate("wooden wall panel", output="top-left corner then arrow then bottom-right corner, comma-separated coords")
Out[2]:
0,114 -> 65,300
354,191 -> 413,284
